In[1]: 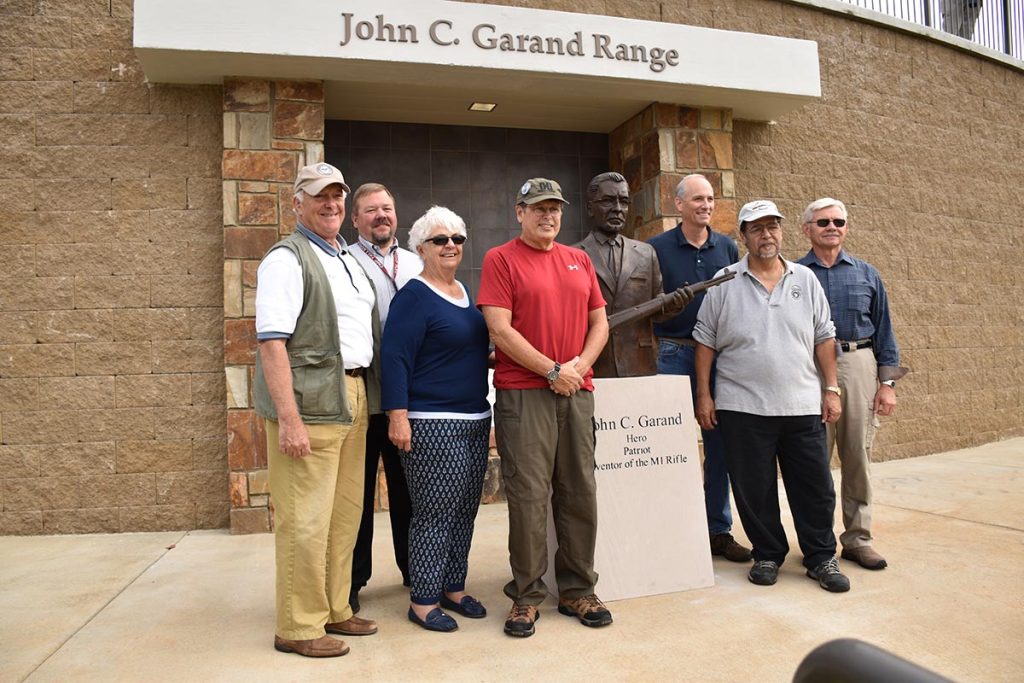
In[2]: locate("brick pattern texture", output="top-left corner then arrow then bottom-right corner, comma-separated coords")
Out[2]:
610,103 -> 737,242
0,0 -> 228,535
2,0 -> 1021,535
222,78 -> 325,534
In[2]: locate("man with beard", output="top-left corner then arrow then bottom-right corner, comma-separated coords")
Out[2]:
573,172 -> 688,377
797,197 -> 905,571
648,174 -> 749,563
693,200 -> 850,593
348,183 -> 422,612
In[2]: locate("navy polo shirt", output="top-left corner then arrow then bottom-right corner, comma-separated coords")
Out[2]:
648,225 -> 739,339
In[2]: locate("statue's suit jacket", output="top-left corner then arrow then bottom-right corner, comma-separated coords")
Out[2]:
574,232 -> 666,378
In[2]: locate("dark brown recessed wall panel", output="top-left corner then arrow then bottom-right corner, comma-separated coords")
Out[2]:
326,120 -> 608,298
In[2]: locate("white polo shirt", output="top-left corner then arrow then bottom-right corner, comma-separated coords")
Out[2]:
255,225 -> 375,369
693,255 -> 835,416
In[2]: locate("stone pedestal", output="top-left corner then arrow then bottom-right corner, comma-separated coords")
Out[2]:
545,374 -> 714,602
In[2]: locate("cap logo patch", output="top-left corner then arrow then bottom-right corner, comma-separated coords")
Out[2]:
520,182 -> 532,195
316,164 -> 333,175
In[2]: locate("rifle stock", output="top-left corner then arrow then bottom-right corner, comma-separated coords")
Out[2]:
606,269 -> 735,331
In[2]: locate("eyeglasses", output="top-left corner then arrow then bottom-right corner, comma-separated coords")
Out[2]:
425,234 -> 467,246
814,218 -> 846,228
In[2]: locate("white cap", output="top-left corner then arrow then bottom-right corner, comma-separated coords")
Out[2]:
738,200 -> 784,228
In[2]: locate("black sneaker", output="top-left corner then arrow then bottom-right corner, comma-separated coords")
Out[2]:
807,557 -> 851,593
748,560 -> 779,586
504,603 -> 539,638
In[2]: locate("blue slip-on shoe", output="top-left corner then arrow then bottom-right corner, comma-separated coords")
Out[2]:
440,594 -> 487,619
407,607 -> 458,632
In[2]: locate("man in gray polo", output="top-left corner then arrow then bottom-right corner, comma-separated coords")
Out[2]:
693,200 -> 850,593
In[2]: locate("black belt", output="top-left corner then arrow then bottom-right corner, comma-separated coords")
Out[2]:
657,336 -> 697,347
345,367 -> 365,377
839,339 -> 872,352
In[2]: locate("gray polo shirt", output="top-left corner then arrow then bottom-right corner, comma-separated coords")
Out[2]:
693,254 -> 835,416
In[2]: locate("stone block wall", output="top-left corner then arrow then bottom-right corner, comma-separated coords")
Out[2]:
222,78 -> 325,534
0,0 -> 227,534
609,102 -> 736,241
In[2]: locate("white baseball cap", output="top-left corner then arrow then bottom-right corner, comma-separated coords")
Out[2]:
738,200 -> 784,228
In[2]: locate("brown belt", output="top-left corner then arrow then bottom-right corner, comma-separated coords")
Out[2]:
657,336 -> 697,347
345,367 -> 365,377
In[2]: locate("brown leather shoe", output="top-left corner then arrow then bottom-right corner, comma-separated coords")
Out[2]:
841,546 -> 888,570
325,614 -> 378,636
710,533 -> 753,563
274,635 -> 349,657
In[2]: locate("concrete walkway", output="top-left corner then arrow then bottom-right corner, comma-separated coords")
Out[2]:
2,439 -> 1021,683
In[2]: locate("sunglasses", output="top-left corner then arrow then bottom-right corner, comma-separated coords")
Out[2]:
815,218 -> 846,228
425,234 -> 467,246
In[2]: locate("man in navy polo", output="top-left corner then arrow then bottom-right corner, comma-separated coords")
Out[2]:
647,174 -> 750,563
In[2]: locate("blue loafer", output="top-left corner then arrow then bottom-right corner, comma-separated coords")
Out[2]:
407,607 -> 458,632
440,594 -> 487,619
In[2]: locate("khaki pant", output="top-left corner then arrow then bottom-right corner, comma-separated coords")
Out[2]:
267,376 -> 367,640
827,348 -> 881,550
495,388 -> 598,605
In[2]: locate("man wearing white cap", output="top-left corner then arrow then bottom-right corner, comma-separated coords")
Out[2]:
254,162 -> 381,657
692,200 -> 851,593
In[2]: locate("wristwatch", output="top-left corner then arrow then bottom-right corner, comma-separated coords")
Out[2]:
824,385 -> 842,397
546,362 -> 561,384
881,380 -> 896,388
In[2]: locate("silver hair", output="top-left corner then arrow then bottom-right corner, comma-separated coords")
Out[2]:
675,173 -> 710,199
802,197 -> 847,224
407,205 -> 467,252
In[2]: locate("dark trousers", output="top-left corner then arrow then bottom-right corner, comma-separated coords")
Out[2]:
495,388 -> 598,605
351,412 -> 411,592
717,411 -> 837,570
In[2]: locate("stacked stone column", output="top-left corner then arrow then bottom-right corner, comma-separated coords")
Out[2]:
222,78 -> 325,533
610,103 -> 736,240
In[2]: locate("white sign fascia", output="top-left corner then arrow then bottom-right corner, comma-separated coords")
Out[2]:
134,0 -> 820,99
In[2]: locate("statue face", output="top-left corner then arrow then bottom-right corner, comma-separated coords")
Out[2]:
587,180 -> 631,236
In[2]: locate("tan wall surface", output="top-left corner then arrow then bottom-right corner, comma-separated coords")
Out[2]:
0,0 -> 227,534
2,0 -> 1021,534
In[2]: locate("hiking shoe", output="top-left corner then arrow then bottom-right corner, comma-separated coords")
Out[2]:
710,533 -> 753,562
504,603 -> 539,638
807,557 -> 851,593
557,594 -> 613,628
748,560 -> 779,586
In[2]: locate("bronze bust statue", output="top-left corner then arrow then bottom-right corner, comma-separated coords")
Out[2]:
574,172 -> 688,378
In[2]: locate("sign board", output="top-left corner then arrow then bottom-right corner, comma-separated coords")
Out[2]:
545,374 -> 714,602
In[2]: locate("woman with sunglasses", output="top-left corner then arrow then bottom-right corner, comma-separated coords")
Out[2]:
381,205 -> 492,632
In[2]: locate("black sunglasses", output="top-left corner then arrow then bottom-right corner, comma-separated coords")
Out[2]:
426,234 -> 467,246
815,218 -> 846,228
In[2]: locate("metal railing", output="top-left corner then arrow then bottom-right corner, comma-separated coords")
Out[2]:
835,0 -> 1023,59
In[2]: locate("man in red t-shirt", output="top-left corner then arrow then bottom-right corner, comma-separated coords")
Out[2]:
478,178 -> 610,638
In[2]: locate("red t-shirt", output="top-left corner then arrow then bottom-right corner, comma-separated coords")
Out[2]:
477,237 -> 606,390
